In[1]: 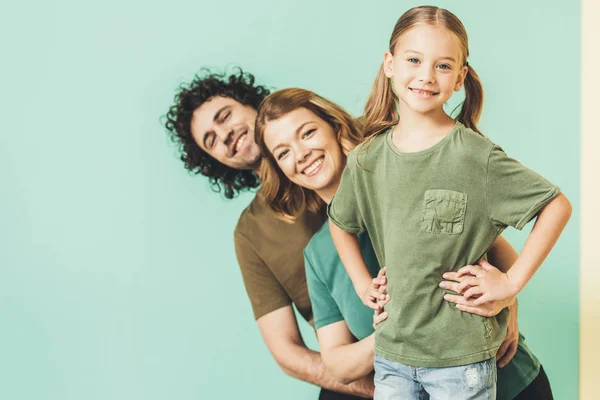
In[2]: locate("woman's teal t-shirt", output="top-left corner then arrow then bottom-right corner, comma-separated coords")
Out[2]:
304,222 -> 541,400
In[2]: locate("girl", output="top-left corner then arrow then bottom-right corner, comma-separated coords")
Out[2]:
327,6 -> 571,400
255,88 -> 557,399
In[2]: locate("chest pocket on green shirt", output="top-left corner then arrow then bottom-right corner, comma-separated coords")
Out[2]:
420,189 -> 468,235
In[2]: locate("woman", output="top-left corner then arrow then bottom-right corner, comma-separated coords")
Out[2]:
254,88 -> 554,400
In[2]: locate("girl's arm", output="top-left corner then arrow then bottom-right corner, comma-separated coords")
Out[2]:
487,236 -> 518,273
329,219 -> 385,309
459,193 -> 572,304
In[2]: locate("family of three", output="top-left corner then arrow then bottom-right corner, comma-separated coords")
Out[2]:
164,6 -> 571,399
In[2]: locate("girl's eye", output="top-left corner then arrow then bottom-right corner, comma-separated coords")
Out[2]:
220,112 -> 231,123
277,149 -> 289,160
407,58 -> 420,64
210,135 -> 216,148
437,64 -> 451,70
301,128 -> 316,139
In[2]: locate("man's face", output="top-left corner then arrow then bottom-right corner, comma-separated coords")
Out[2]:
191,96 -> 262,171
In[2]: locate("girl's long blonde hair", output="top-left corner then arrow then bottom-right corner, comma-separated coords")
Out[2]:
255,88 -> 363,221
363,6 -> 484,142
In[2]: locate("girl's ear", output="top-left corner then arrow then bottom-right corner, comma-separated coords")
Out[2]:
454,65 -> 469,91
383,51 -> 395,78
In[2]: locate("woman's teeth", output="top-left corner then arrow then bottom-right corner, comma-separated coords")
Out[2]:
303,157 -> 323,175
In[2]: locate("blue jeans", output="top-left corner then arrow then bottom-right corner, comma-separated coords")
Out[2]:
374,355 -> 496,400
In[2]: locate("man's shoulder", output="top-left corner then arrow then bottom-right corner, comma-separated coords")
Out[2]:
234,194 -> 270,239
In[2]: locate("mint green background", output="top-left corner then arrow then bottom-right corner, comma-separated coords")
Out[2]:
0,1 -> 579,399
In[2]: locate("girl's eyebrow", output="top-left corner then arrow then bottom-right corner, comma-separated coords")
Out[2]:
404,50 -> 456,62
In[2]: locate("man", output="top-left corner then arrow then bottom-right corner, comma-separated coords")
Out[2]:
164,68 -> 374,399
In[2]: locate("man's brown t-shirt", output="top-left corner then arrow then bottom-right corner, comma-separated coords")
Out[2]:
234,194 -> 326,324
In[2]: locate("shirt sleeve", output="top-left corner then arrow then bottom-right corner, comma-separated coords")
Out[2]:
234,232 -> 291,320
327,152 -> 365,233
304,249 -> 344,330
486,144 -> 561,230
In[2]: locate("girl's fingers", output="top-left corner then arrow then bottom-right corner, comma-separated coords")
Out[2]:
456,264 -> 483,277
463,285 -> 484,301
457,277 -> 479,293
473,293 -> 492,306
439,280 -> 461,293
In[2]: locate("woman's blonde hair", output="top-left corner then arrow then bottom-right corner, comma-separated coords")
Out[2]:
255,88 -> 363,221
363,5 -> 484,141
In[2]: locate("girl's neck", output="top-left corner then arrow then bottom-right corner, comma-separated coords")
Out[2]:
391,105 -> 456,153
395,105 -> 455,136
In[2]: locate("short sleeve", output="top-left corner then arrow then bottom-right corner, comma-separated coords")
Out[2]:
304,250 -> 344,330
234,232 -> 291,320
327,153 -> 365,233
486,145 -> 560,230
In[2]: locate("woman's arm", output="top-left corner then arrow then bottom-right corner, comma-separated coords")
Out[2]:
329,219 -> 385,309
257,306 -> 374,398
317,322 -> 375,384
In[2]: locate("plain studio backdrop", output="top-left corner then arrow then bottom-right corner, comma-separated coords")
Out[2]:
0,0 -> 579,399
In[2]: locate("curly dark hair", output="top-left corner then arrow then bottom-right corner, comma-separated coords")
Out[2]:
163,67 -> 270,199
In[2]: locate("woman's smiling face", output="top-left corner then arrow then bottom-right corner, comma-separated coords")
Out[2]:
263,107 -> 345,202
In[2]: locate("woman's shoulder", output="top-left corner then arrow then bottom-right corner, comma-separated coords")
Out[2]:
304,221 -> 332,261
347,133 -> 388,168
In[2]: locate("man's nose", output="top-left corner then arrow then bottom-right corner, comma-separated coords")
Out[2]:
214,125 -> 234,144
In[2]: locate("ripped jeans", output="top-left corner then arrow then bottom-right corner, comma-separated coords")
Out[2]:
374,355 -> 496,400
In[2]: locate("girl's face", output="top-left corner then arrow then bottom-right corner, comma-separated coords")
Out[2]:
383,25 -> 468,116
263,107 -> 345,202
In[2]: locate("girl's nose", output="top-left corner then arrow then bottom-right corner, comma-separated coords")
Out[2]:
418,66 -> 435,83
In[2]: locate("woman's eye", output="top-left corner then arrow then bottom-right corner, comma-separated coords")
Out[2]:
277,150 -> 289,160
302,129 -> 316,139
220,112 -> 231,123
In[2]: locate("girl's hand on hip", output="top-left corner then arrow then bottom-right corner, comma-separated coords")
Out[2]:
439,266 -> 516,316
452,260 -> 519,305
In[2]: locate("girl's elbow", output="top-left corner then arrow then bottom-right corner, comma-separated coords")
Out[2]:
557,193 -> 573,220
